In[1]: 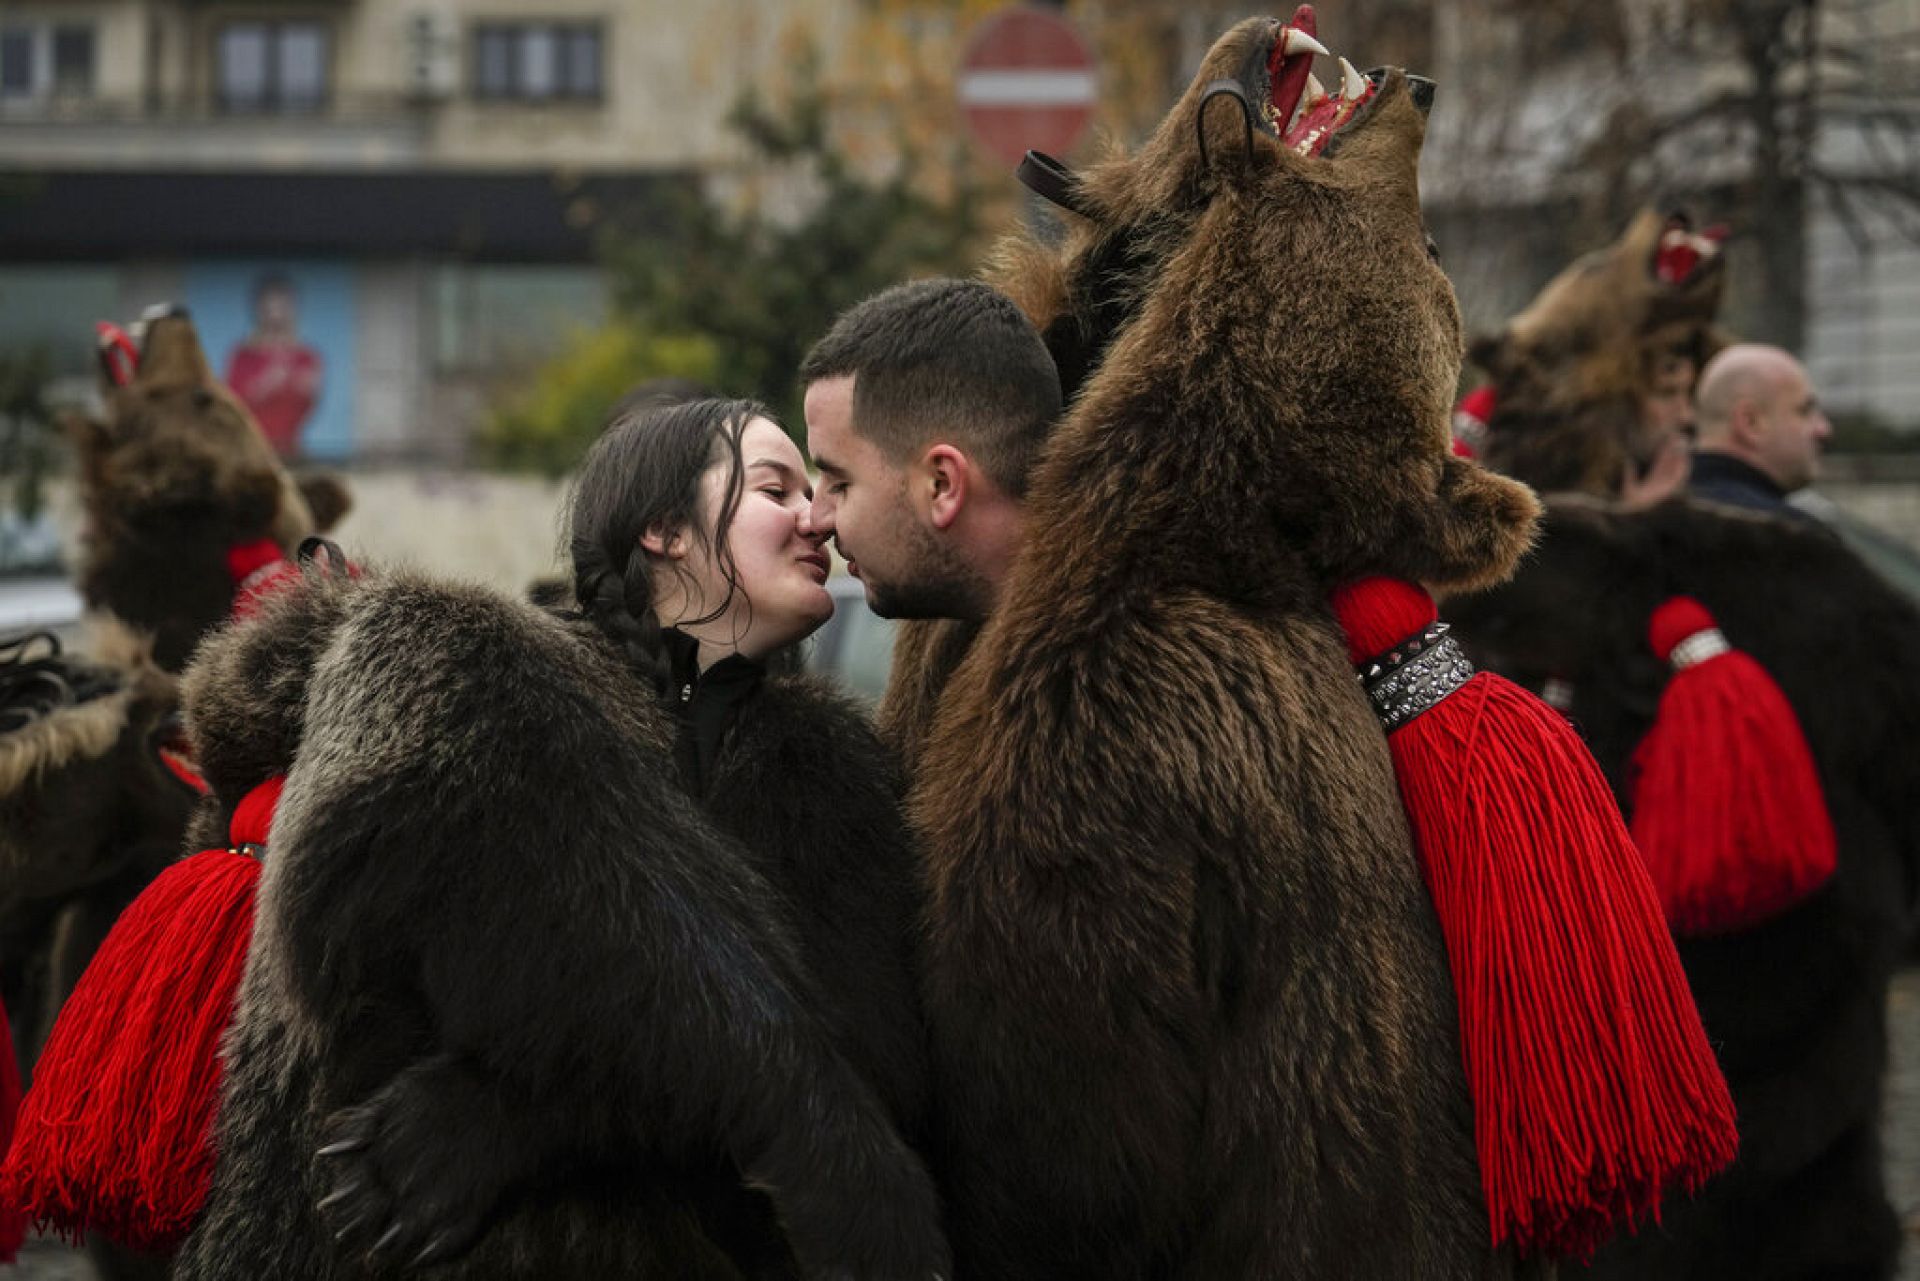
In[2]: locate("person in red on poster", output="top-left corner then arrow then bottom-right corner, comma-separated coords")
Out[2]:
223,273 -> 321,457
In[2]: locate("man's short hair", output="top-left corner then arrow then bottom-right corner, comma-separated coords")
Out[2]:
800,278 -> 1061,497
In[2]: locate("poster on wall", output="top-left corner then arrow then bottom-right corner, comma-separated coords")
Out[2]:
186,261 -> 356,461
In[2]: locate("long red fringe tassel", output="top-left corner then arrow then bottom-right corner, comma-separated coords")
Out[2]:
1331,577 -> 1738,1260
0,778 -> 278,1252
0,989 -> 27,1261
1629,596 -> 1836,935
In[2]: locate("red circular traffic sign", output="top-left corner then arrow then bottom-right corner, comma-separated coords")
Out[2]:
958,8 -> 1096,169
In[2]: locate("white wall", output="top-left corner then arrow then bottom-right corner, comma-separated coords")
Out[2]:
321,467 -> 570,592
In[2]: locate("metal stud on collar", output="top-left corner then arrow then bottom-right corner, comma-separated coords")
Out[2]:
1359,621 -> 1476,731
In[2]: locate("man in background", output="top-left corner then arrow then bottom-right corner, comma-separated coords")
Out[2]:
1689,343 -> 1833,518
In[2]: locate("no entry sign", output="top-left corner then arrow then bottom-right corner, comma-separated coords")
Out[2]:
958,8 -> 1096,169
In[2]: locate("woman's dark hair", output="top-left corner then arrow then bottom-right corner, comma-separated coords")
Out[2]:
566,397 -> 767,691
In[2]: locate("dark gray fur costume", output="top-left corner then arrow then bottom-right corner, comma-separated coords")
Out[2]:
170,569 -> 945,1280
1449,496 -> 1920,1281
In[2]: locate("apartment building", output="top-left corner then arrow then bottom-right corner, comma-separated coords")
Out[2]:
10,0 -> 1916,456
0,0 -> 856,461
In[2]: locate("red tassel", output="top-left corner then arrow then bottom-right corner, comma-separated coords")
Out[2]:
1628,597 -> 1836,935
1452,384 -> 1496,458
0,777 -> 280,1251
1330,577 -> 1738,1260
0,988 -> 27,1262
223,539 -> 300,621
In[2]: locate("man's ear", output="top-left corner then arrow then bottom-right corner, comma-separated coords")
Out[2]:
922,444 -> 971,532
639,522 -> 688,560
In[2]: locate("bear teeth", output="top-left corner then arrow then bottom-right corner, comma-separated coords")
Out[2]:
1339,57 -> 1368,101
1281,27 -> 1330,58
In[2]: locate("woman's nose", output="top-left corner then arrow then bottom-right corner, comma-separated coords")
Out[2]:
797,502 -> 825,541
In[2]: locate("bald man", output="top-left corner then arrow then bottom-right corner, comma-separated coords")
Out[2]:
1690,344 -> 1833,517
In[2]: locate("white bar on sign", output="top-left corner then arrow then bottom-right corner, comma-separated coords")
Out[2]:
958,69 -> 1096,107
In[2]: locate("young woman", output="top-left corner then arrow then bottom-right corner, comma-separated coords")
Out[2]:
569,397 -> 932,1142
170,400 -> 943,1279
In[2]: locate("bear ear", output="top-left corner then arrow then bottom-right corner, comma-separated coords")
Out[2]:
1194,79 -> 1260,177
1410,455 -> 1543,594
295,471 -> 354,534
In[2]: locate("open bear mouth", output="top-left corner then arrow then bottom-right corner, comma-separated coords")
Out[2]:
1653,213 -> 1728,287
1254,5 -> 1378,157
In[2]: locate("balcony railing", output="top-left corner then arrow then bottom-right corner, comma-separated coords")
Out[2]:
0,93 -> 431,169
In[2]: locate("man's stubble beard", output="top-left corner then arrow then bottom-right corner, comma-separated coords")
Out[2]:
863,512 -> 992,624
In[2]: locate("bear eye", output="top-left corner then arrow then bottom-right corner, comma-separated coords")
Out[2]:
1425,234 -> 1441,263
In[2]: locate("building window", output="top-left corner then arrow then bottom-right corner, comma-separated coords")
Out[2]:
0,29 -> 32,99
51,26 -> 94,96
472,22 -> 602,102
0,22 -> 96,101
216,20 -> 331,114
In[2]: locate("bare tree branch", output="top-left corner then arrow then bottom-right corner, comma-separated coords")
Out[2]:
1813,164 -> 1877,250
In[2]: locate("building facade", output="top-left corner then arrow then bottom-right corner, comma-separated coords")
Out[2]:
0,0 -> 851,462
8,0 -> 1918,460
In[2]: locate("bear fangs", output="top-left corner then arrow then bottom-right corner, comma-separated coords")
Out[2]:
1339,56 -> 1368,100
1281,27 -> 1330,57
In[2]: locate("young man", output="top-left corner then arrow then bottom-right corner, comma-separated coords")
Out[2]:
801,278 -> 1059,625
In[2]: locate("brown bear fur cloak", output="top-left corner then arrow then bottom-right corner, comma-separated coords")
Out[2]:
169,567 -> 947,1280
1445,196 -> 1914,1281
899,20 -> 1551,1279
1448,497 -> 1919,1281
3,309 -> 338,1049
2,309 -> 341,1278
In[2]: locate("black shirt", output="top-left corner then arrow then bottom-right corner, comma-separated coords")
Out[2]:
1688,451 -> 1817,523
660,628 -> 765,795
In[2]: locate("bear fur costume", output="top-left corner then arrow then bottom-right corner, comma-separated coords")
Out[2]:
0,622 -> 189,984
2,308 -> 345,1045
170,567 -> 946,1280
68,309 -> 349,674
0,309 -> 349,1279
1466,208 -> 1727,497
2,309 -> 336,1063
2,310 -> 338,990
897,20 -> 1552,1279
1447,495 -> 1920,1280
